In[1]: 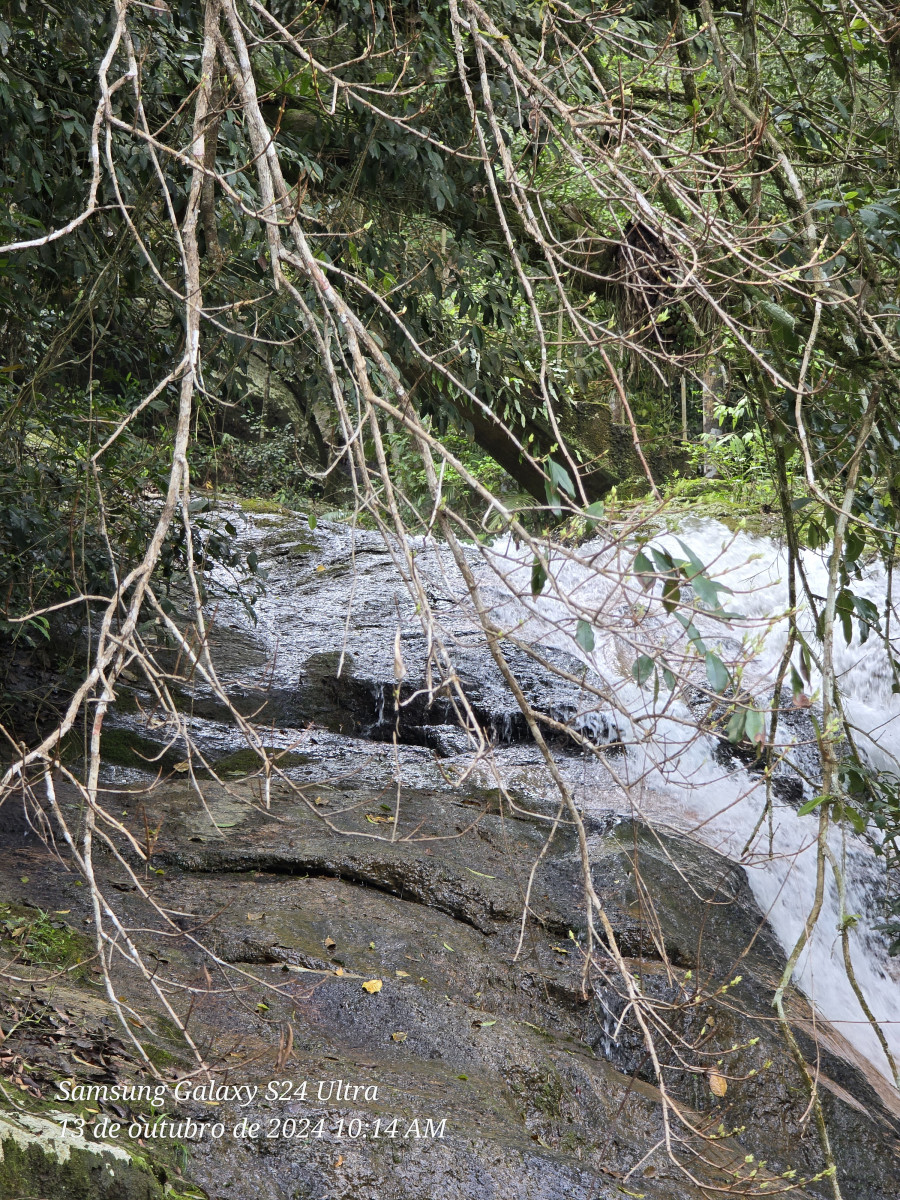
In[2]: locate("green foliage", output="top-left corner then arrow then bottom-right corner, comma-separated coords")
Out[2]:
0,905 -> 92,976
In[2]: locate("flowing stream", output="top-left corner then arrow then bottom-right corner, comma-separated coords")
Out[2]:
478,519 -> 900,1088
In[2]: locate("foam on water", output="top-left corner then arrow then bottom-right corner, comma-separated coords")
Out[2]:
480,519 -> 900,1087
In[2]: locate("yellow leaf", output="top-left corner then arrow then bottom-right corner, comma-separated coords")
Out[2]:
709,1071 -> 728,1097
391,1031 -> 407,1042
246,912 -> 265,922
361,979 -> 383,994
324,936 -> 336,948
334,967 -> 344,977
395,969 -> 409,977
173,760 -> 190,773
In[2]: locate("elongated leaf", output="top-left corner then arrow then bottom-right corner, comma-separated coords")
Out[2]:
744,707 -> 766,746
726,709 -> 746,743
575,619 -> 595,652
632,655 -> 654,686
705,651 -> 730,693
797,793 -> 829,817
547,458 -> 575,497
531,556 -> 548,597
661,575 -> 680,614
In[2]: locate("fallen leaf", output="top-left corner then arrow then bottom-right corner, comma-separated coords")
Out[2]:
362,979 -> 383,994
709,1071 -> 728,1097
19,876 -> 28,884
476,1020 -> 496,1027
366,813 -> 393,824
551,945 -> 568,954
464,868 -> 495,878
55,910 -> 70,915
395,970 -> 409,977
442,943 -> 455,953
173,760 -> 190,773
335,1155 -> 343,1167
314,796 -> 328,806
333,967 -> 345,977
246,912 -> 265,922
391,1032 -> 407,1042
316,564 -> 325,573
324,936 -> 336,948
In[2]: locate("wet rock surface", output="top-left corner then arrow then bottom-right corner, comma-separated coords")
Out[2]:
2,509 -> 899,1200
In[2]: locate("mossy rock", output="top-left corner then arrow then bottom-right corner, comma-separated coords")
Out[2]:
0,905 -> 93,978
0,1109 -> 167,1200
208,747 -> 310,778
236,497 -> 294,516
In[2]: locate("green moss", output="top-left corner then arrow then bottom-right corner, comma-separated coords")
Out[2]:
142,1042 -> 177,1069
211,747 -> 310,778
98,727 -> 182,772
236,496 -> 294,515
0,906 -> 93,978
0,1108 -> 167,1200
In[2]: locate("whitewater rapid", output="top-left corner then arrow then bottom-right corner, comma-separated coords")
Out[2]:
477,518 -> 900,1089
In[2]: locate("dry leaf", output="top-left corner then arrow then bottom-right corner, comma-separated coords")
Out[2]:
709,1071 -> 728,1097
314,795 -> 328,806
324,936 -> 336,948
335,1155 -> 344,1168
246,912 -> 265,922
361,979 -> 383,994
333,967 -> 345,977
173,760 -> 190,773
395,969 -> 409,977
391,1031 -> 407,1042
366,813 -> 393,824
393,626 -> 406,681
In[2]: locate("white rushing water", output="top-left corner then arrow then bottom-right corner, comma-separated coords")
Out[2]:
477,518 -> 900,1089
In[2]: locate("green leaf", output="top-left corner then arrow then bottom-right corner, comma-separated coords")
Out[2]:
547,458 -> 575,498
797,793 -> 829,817
575,619 -> 595,653
634,549 -> 654,590
632,655 -> 654,686
841,804 -> 867,835
726,709 -> 746,743
705,652 -> 730,693
744,707 -> 766,746
308,511 -> 317,531
531,556 -> 548,597
661,575 -> 680,613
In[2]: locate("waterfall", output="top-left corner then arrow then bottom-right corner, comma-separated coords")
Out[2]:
481,519 -> 900,1088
